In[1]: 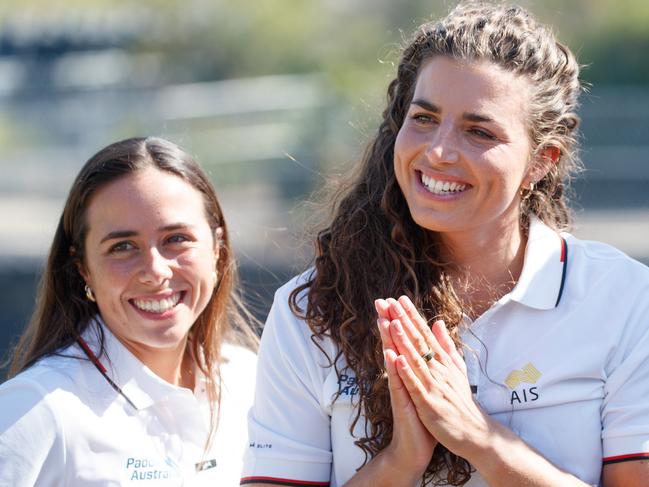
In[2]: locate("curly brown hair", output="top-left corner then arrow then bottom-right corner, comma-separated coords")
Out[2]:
290,2 -> 582,485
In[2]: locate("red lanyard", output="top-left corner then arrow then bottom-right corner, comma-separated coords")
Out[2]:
76,335 -> 218,473
76,336 -> 138,410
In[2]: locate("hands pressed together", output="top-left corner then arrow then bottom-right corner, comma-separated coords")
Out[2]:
375,296 -> 493,479
371,296 -> 602,487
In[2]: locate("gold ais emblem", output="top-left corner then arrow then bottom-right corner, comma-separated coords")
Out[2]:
504,363 -> 541,390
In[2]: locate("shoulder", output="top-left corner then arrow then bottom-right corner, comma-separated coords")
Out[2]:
265,269 -> 316,340
265,269 -> 321,340
260,270 -> 338,372
272,268 -> 316,307
0,357 -> 74,457
0,367 -> 68,484
0,344 -> 95,424
562,234 -> 649,345
563,234 -> 649,290
1,347 -> 85,398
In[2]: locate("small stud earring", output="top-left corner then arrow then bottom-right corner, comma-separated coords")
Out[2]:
85,284 -> 96,302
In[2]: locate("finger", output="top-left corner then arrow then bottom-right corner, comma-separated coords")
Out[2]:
374,298 -> 391,321
398,295 -> 438,347
389,319 -> 435,387
377,317 -> 396,354
392,298 -> 451,369
395,355 -> 437,415
432,320 -> 467,377
387,298 -> 430,360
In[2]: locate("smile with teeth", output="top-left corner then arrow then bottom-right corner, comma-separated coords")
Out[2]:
420,173 -> 469,195
132,292 -> 182,314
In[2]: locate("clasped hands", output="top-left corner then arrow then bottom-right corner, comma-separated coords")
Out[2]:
375,296 -> 492,477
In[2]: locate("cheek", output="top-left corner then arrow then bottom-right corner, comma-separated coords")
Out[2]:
176,249 -> 214,282
87,258 -> 133,292
394,125 -> 421,163
394,128 -> 417,187
480,147 -> 529,187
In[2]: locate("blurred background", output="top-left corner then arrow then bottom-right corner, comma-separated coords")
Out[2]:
1,0 -> 648,376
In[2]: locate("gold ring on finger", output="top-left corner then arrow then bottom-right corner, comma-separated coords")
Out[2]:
421,348 -> 434,363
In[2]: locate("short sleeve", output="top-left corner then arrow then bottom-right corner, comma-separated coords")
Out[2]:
0,376 -> 66,486
241,281 -> 332,486
602,288 -> 649,464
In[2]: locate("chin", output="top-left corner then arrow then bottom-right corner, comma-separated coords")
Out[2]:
410,212 -> 455,233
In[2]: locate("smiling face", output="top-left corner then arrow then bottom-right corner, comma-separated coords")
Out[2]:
394,56 -> 539,246
80,166 -> 219,359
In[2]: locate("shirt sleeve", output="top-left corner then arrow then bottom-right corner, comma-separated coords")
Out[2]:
0,375 -> 66,486
241,282 -> 332,486
601,288 -> 649,464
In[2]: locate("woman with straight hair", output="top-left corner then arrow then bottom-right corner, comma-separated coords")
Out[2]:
242,2 -> 649,486
0,136 -> 258,486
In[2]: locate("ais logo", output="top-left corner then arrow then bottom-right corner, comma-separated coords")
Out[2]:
505,363 -> 541,405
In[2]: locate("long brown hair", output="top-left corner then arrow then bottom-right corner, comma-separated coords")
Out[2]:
9,136 -> 258,443
290,2 -> 582,484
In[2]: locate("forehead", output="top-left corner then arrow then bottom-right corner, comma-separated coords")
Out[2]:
85,167 -> 209,233
413,56 -> 532,122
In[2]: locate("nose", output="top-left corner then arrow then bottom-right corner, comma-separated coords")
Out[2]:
138,247 -> 173,285
425,122 -> 459,164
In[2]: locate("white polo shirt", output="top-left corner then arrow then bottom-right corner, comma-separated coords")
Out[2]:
0,319 -> 256,486
242,217 -> 649,486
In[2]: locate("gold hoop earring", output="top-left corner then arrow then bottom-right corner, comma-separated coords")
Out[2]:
520,181 -> 535,200
85,284 -> 96,302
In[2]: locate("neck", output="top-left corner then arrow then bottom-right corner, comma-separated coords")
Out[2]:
440,217 -> 527,316
121,337 -> 195,390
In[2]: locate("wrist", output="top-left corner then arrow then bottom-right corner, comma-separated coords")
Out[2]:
380,445 -> 428,486
458,414 -> 511,476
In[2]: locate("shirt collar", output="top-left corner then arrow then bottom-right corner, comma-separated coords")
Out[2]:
509,215 -> 568,310
80,318 -> 196,410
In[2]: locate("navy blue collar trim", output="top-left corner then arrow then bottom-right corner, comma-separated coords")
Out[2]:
554,237 -> 568,307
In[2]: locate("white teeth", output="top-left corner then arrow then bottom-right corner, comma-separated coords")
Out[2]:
420,173 -> 467,195
133,293 -> 181,314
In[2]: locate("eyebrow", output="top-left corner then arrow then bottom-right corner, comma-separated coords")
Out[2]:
411,98 -> 494,123
99,223 -> 195,244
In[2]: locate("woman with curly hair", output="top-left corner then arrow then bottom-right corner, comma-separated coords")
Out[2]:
242,2 -> 649,486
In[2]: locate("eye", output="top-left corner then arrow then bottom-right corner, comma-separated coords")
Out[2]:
469,127 -> 497,140
166,234 -> 192,245
109,241 -> 136,253
411,113 -> 437,125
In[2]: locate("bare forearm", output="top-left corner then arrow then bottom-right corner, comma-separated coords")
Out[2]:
469,419 -> 590,487
343,448 -> 423,487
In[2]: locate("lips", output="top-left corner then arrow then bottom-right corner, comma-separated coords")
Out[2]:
131,291 -> 183,314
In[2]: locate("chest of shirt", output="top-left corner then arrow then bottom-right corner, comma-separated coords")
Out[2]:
59,391 -> 244,486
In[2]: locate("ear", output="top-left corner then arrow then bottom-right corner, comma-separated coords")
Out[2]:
71,246 -> 91,284
525,146 -> 561,186
76,260 -> 90,284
